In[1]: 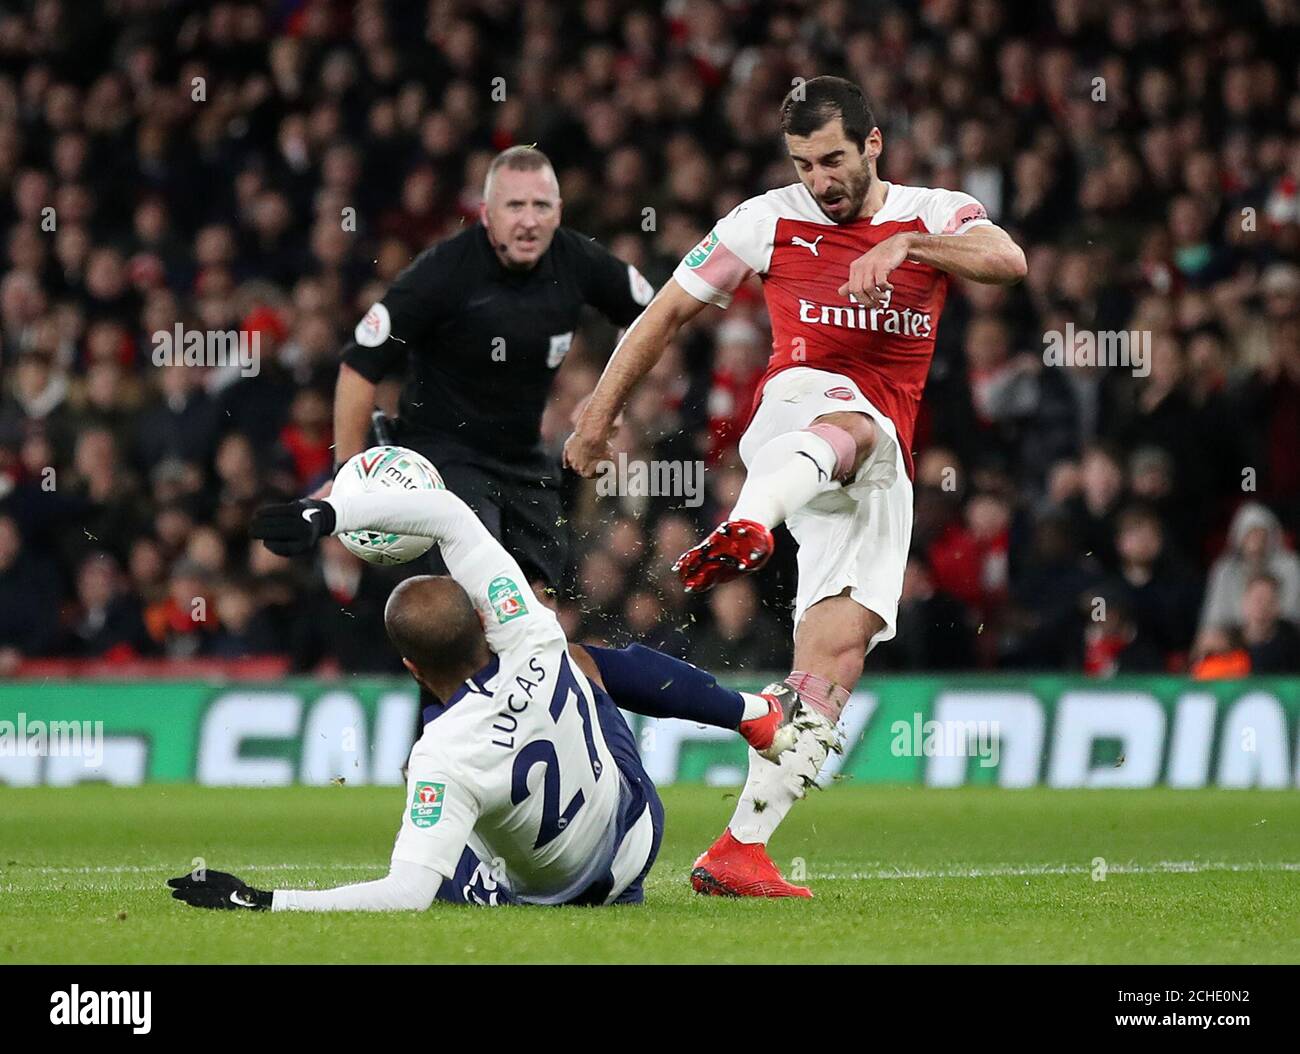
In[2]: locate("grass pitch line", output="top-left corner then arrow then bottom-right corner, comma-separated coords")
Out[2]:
814,860 -> 1300,880
13,862 -> 382,876
13,859 -> 1300,881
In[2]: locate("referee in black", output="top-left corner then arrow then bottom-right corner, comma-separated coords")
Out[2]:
331,145 -> 653,712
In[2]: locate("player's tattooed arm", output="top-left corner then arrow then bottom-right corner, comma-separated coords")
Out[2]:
564,278 -> 709,478
839,225 -> 1027,307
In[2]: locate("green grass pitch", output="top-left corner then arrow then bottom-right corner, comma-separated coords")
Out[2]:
2,784 -> 1298,964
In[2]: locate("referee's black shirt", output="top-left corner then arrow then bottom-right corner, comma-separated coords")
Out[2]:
341,223 -> 653,463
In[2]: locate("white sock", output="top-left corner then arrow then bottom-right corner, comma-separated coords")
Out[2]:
728,716 -> 834,845
739,691 -> 770,722
729,430 -> 840,529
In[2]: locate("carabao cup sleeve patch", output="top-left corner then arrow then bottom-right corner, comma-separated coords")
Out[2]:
488,576 -> 529,623
410,780 -> 447,828
355,302 -> 392,346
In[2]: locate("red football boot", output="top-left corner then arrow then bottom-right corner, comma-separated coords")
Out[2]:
690,829 -> 813,898
672,519 -> 774,593
738,682 -> 805,761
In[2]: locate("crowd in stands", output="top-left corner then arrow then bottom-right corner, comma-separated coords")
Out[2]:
1,0 -> 1298,678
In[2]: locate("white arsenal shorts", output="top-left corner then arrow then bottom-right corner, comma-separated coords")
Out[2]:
737,367 -> 913,650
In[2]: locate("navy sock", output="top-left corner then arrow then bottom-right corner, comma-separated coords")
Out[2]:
585,643 -> 744,729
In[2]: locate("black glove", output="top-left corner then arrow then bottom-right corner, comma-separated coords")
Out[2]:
250,499 -> 336,556
167,869 -> 273,911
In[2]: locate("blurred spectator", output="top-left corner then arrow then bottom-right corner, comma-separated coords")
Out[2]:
1237,573 -> 1300,673
706,318 -> 765,462
1004,513 -> 1102,668
1110,504 -> 1201,661
144,558 -> 215,658
206,578 -> 279,658
278,387 -> 333,491
963,315 -> 1077,486
1060,443 -> 1126,570
1239,316 -> 1300,528
66,425 -> 145,561
1105,334 -> 1203,510
1082,594 -> 1164,677
133,362 -> 219,473
573,548 -> 628,645
60,550 -> 151,659
128,535 -> 168,606
689,578 -> 788,673
881,555 -> 976,670
0,349 -> 75,459
622,588 -> 691,661
0,513 -> 62,671
1125,446 -> 1184,552
291,538 -> 404,674
1190,626 -> 1252,680
1200,503 -> 1300,632
928,488 -> 1012,626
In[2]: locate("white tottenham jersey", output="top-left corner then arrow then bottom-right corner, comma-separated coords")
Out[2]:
328,489 -> 625,905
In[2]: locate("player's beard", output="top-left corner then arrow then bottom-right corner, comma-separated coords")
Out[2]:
817,161 -> 873,224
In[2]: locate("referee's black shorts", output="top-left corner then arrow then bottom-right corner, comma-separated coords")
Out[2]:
395,430 -> 567,592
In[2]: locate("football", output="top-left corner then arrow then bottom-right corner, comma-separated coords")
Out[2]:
331,445 -> 445,565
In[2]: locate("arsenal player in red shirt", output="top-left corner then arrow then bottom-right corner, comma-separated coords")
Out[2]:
565,77 -> 1026,897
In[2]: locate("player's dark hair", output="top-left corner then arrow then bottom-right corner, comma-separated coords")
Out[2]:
385,575 -> 488,679
780,76 -> 875,150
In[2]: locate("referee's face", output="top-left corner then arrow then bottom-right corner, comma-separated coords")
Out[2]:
480,166 -> 563,270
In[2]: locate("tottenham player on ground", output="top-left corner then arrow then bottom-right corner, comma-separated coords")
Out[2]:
166,489 -> 808,912
565,77 -> 1026,898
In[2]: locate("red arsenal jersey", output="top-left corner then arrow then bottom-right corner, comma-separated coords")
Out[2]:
673,181 -> 990,476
